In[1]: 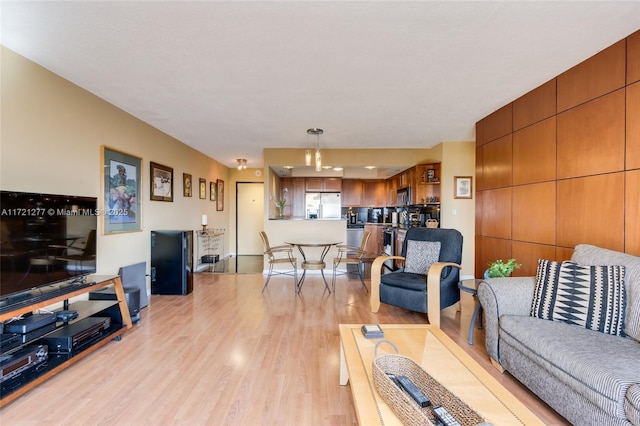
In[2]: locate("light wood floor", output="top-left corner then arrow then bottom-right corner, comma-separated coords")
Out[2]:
0,273 -> 570,425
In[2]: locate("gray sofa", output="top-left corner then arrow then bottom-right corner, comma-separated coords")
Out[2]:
478,244 -> 640,425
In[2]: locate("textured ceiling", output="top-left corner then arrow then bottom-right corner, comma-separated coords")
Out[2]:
2,1 -> 639,170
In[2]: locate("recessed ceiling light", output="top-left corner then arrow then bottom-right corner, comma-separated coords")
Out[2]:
322,165 -> 332,169
333,167 -> 343,171
365,166 -> 376,169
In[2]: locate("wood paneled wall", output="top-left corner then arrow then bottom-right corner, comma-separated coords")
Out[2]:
475,30 -> 640,278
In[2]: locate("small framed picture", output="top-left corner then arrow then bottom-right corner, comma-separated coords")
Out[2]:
216,179 -> 224,211
454,176 -> 473,199
183,173 -> 192,197
210,181 -> 216,201
199,178 -> 206,199
150,162 -> 173,202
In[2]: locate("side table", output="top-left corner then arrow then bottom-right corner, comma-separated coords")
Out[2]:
458,278 -> 484,345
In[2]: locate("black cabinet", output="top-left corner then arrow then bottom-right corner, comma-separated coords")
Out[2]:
150,230 -> 193,295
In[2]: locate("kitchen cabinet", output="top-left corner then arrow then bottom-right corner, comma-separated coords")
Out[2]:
305,177 -> 342,192
291,178 -> 306,218
362,180 -> 386,206
342,179 -> 363,206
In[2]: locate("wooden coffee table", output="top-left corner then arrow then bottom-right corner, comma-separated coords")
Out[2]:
339,324 -> 544,425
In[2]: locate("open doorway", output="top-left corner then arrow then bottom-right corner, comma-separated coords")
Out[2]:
235,182 -> 264,273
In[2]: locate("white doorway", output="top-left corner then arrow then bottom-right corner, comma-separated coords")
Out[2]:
236,182 -> 264,256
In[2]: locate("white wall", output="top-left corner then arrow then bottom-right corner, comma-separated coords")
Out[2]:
1,47 -> 230,292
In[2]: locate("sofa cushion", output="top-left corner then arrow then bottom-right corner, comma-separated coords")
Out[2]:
531,259 -> 626,336
403,240 -> 440,275
572,245 -> 640,342
499,315 -> 640,418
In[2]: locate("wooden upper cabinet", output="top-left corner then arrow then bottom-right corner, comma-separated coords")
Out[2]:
363,180 -> 386,206
291,178 -> 306,219
557,40 -> 626,112
305,177 -> 342,192
342,179 -> 363,206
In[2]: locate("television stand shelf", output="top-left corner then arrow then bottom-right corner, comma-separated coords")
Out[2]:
0,275 -> 132,407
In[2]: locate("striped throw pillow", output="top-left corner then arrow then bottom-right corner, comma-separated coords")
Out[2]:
531,259 -> 626,336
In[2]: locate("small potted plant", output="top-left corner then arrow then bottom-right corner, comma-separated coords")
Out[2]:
484,258 -> 521,278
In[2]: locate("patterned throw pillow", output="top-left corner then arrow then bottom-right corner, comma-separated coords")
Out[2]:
404,240 -> 441,275
530,259 -> 626,336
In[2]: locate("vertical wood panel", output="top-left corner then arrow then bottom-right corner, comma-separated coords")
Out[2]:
480,237 -> 512,276
556,246 -> 574,262
475,146 -> 484,190
476,120 -> 485,146
475,190 -> 484,239
557,40 -> 626,112
513,79 -> 557,131
482,134 -> 512,189
557,173 -> 625,251
513,117 -> 556,185
626,170 -> 640,256
512,182 -> 556,245
512,241 -> 558,277
557,89 -> 625,179
481,187 -> 511,239
627,82 -> 640,170
482,104 -> 512,143
627,30 -> 640,85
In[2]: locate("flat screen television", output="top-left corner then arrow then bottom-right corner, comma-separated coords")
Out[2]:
0,190 -> 98,304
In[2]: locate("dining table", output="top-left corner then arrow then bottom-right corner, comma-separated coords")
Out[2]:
285,239 -> 342,294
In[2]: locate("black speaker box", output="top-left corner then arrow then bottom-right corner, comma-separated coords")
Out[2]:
88,287 -> 141,324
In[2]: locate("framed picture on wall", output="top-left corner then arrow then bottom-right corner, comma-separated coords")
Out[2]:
150,162 -> 173,202
216,179 -> 224,211
199,178 -> 206,199
210,181 -> 216,201
454,176 -> 473,199
102,146 -> 142,234
183,173 -> 192,197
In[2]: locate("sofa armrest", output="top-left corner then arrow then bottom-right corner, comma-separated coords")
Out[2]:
477,277 -> 536,364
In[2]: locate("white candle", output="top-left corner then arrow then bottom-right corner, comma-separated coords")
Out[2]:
201,214 -> 208,226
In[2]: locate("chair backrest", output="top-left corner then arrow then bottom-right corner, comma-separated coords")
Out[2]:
358,231 -> 371,256
401,228 -> 463,264
259,231 -> 271,251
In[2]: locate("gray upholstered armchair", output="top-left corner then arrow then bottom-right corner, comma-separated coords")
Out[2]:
370,227 -> 463,327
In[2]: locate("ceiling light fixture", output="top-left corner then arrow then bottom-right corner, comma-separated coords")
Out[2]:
307,128 -> 323,172
236,158 -> 247,170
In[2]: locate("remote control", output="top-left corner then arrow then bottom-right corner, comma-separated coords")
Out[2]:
386,373 -> 402,387
396,375 -> 431,407
432,405 -> 462,426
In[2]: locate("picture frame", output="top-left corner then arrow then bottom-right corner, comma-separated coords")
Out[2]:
150,162 -> 173,202
454,176 -> 473,199
216,179 -> 224,211
199,178 -> 206,199
102,146 -> 142,234
183,173 -> 192,197
210,181 -> 216,201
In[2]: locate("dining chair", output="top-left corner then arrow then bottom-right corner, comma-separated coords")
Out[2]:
259,231 -> 297,292
331,231 -> 371,292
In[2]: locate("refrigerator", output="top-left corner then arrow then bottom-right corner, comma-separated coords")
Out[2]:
305,192 -> 342,219
150,230 -> 193,295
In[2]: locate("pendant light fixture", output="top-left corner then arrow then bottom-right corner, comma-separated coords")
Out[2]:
307,128 -> 323,171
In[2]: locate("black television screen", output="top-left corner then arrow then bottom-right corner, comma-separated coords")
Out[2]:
0,190 -> 98,301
